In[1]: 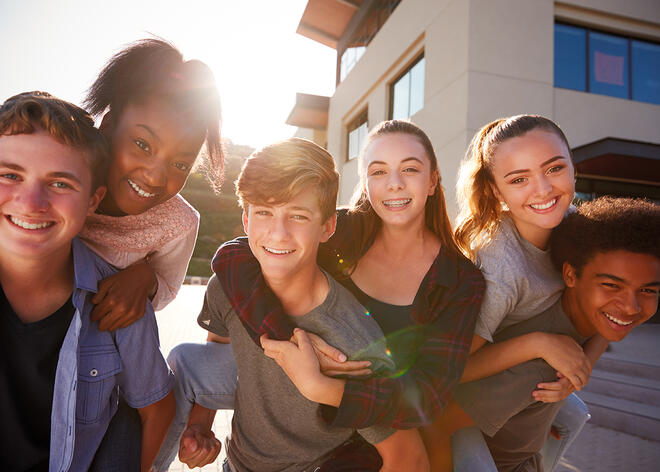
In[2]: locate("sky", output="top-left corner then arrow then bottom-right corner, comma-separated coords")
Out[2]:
0,0 -> 337,148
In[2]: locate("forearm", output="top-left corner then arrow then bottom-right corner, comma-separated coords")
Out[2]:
308,376 -> 346,407
138,391 -> 176,472
460,332 -> 547,383
187,402 -> 217,430
376,429 -> 429,472
583,334 -> 609,369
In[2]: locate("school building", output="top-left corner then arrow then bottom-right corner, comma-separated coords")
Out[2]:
286,0 -> 660,218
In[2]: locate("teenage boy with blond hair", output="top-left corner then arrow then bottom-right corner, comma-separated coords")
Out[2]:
0,92 -> 175,471
155,138 -> 428,471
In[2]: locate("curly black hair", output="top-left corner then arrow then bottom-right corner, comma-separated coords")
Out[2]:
550,196 -> 660,275
84,38 -> 224,191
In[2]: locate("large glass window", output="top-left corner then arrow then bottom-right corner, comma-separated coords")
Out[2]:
554,23 -> 660,105
554,24 -> 587,91
391,56 -> 425,120
347,110 -> 368,161
632,40 -> 660,105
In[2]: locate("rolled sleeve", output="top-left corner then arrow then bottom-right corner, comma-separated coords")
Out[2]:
114,304 -> 174,408
196,275 -> 230,338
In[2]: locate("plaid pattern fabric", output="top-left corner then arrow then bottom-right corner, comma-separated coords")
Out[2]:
211,210 -> 485,429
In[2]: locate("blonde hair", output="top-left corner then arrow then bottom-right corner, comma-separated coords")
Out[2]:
454,114 -> 572,261
236,138 -> 339,221
348,120 -> 459,264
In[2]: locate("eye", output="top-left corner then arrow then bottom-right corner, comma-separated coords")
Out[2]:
255,210 -> 271,216
641,288 -> 659,295
547,165 -> 565,174
174,162 -> 190,172
0,172 -> 20,181
510,177 -> 527,185
134,139 -> 151,153
51,181 -> 73,190
369,169 -> 386,177
292,214 -> 309,221
601,282 -> 619,289
402,167 -> 420,173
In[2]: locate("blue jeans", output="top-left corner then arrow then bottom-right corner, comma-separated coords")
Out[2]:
452,393 -> 590,471
89,398 -> 142,472
153,342 -> 238,472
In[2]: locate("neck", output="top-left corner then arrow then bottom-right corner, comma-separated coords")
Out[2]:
510,216 -> 552,250
264,264 -> 329,317
561,289 -> 596,338
375,219 -> 428,260
0,246 -> 73,290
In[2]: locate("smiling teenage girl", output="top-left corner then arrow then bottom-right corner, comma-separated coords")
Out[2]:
79,38 -> 223,330
421,115 -> 608,470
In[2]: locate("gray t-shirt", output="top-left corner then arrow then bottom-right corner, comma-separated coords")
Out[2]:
474,216 -> 564,342
198,273 -> 395,472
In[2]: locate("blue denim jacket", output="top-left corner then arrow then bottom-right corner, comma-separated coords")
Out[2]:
49,238 -> 174,472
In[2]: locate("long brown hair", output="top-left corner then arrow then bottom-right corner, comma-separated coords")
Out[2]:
347,120 -> 459,266
454,115 -> 572,261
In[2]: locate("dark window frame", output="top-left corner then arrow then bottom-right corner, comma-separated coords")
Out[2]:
346,108 -> 369,162
389,53 -> 425,120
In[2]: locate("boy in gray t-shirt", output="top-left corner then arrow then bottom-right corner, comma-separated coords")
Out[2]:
155,139 -> 429,471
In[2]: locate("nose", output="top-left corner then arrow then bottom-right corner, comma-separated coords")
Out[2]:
619,290 -> 642,316
17,183 -> 49,213
142,160 -> 167,187
533,174 -> 552,197
269,215 -> 290,241
387,172 -> 404,191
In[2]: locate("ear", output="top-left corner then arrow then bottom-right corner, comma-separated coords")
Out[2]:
428,170 -> 439,196
87,186 -> 107,215
99,111 -> 113,135
319,212 -> 337,243
242,209 -> 249,236
563,262 -> 578,287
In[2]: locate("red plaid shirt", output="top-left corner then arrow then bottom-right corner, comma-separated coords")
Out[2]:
212,210 -> 484,429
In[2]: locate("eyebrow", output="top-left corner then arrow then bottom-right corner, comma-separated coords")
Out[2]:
0,162 -> 24,171
289,206 -> 314,213
136,124 -> 162,144
367,157 -> 425,169
596,273 -> 660,287
49,171 -> 83,185
503,156 -> 566,178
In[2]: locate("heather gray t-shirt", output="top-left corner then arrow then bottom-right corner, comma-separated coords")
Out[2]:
474,216 -> 564,342
198,273 -> 396,472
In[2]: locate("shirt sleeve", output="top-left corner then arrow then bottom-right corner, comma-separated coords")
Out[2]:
326,264 -> 485,429
197,275 -> 230,338
473,249 -> 518,342
114,302 -> 175,409
150,212 -> 199,311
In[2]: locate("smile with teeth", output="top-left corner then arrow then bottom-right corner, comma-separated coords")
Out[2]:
383,198 -> 411,208
529,197 -> 558,211
128,179 -> 156,198
263,246 -> 295,255
604,312 -> 633,326
8,215 -> 53,230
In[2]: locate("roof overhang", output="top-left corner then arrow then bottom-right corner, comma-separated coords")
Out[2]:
286,93 -> 330,130
296,0 -> 362,49
573,138 -> 660,184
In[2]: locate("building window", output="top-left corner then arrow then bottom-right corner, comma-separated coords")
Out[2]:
338,0 -> 401,82
554,23 -> 660,105
391,55 -> 425,120
347,110 -> 368,161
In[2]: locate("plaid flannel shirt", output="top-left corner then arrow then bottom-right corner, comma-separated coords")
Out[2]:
212,209 -> 485,429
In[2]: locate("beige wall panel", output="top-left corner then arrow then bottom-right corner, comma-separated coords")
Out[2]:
425,0 -> 470,99
411,74 -> 469,150
553,89 -> 660,147
468,0 -> 554,83
560,0 -> 660,25
466,72 -> 554,130
338,157 -> 360,205
432,129 -> 472,220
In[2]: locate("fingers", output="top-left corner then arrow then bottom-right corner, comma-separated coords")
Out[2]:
293,328 -> 313,354
549,425 -> 562,440
324,368 -> 372,377
320,359 -> 371,373
91,279 -> 111,305
307,332 -> 347,363
179,429 -> 221,468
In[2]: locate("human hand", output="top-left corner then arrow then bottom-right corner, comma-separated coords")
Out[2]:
261,329 -> 325,401
178,423 -> 222,468
533,373 -> 575,403
293,332 -> 371,377
91,259 -> 157,331
538,333 -> 591,391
